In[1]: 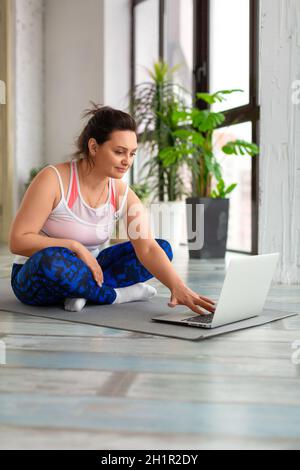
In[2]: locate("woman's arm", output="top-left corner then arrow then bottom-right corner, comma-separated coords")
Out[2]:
9,167 -> 80,256
10,232 -> 79,257
137,244 -> 215,315
122,185 -> 216,315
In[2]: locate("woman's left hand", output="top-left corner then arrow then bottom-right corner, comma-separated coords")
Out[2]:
168,283 -> 216,315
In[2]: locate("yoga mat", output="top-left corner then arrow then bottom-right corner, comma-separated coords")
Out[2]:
0,279 -> 297,341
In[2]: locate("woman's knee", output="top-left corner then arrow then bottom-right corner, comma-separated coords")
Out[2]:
35,246 -> 77,277
155,238 -> 173,261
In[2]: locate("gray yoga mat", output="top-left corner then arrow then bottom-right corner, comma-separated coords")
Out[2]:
0,279 -> 297,341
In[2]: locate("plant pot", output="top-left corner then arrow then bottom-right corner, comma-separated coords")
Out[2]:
186,197 -> 229,259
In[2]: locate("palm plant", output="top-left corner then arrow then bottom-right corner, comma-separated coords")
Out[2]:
128,60 -> 192,202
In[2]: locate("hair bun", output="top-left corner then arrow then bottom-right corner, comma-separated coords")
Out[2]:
81,101 -> 107,120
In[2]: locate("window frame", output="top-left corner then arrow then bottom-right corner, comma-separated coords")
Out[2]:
130,0 -> 165,187
131,0 -> 260,255
193,0 -> 260,255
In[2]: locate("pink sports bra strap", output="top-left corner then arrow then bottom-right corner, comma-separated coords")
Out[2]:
111,179 -> 116,209
68,161 -> 79,209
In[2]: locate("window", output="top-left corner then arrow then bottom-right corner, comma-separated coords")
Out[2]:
193,0 -> 259,254
210,0 -> 250,112
165,0 -> 194,97
131,0 -> 260,254
213,122 -> 252,252
132,0 -> 194,193
134,0 -> 160,85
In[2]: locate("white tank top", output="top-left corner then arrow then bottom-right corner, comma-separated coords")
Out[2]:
13,159 -> 129,265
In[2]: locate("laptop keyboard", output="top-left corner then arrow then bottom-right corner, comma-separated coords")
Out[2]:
185,313 -> 215,324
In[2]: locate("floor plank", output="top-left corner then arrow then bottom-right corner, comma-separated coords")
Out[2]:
1,242 -> 300,449
1,394 -> 300,439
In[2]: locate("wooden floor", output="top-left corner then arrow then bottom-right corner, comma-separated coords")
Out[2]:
0,242 -> 300,450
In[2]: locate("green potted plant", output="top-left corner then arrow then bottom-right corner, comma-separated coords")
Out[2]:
128,60 -> 192,248
159,90 -> 259,259
130,182 -> 151,203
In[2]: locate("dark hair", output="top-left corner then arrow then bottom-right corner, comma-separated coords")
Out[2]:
73,102 -> 137,169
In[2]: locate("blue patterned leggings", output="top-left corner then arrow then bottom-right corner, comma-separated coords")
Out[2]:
10,239 -> 173,307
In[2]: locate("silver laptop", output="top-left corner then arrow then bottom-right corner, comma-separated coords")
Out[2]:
152,253 -> 280,329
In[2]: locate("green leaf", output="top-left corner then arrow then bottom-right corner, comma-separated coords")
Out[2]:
224,183 -> 238,196
222,140 -> 259,156
210,178 -> 238,198
190,132 -> 205,147
196,89 -> 244,105
196,93 -> 215,105
217,178 -> 225,192
193,110 -> 225,131
159,147 -> 178,167
172,129 -> 192,140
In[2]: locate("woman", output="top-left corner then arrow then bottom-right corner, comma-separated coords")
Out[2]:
9,105 -> 216,315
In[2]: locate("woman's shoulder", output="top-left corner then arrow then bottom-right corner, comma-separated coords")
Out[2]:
47,160 -> 70,173
44,160 -> 72,186
42,161 -> 71,207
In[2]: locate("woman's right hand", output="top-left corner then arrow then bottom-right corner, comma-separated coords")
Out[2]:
72,243 -> 103,287
168,282 -> 216,315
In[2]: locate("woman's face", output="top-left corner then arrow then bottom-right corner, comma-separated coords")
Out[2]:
88,130 -> 138,178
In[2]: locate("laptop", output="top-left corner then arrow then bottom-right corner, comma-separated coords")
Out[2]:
152,253 -> 280,329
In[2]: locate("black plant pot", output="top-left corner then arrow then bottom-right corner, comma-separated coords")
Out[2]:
186,197 -> 229,259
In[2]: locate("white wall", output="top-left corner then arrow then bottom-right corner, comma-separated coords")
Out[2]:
44,0 -> 131,186
102,0 -> 131,183
259,0 -> 300,284
14,0 -> 45,210
103,0 -> 131,109
44,0 -> 104,164
13,0 -> 133,210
